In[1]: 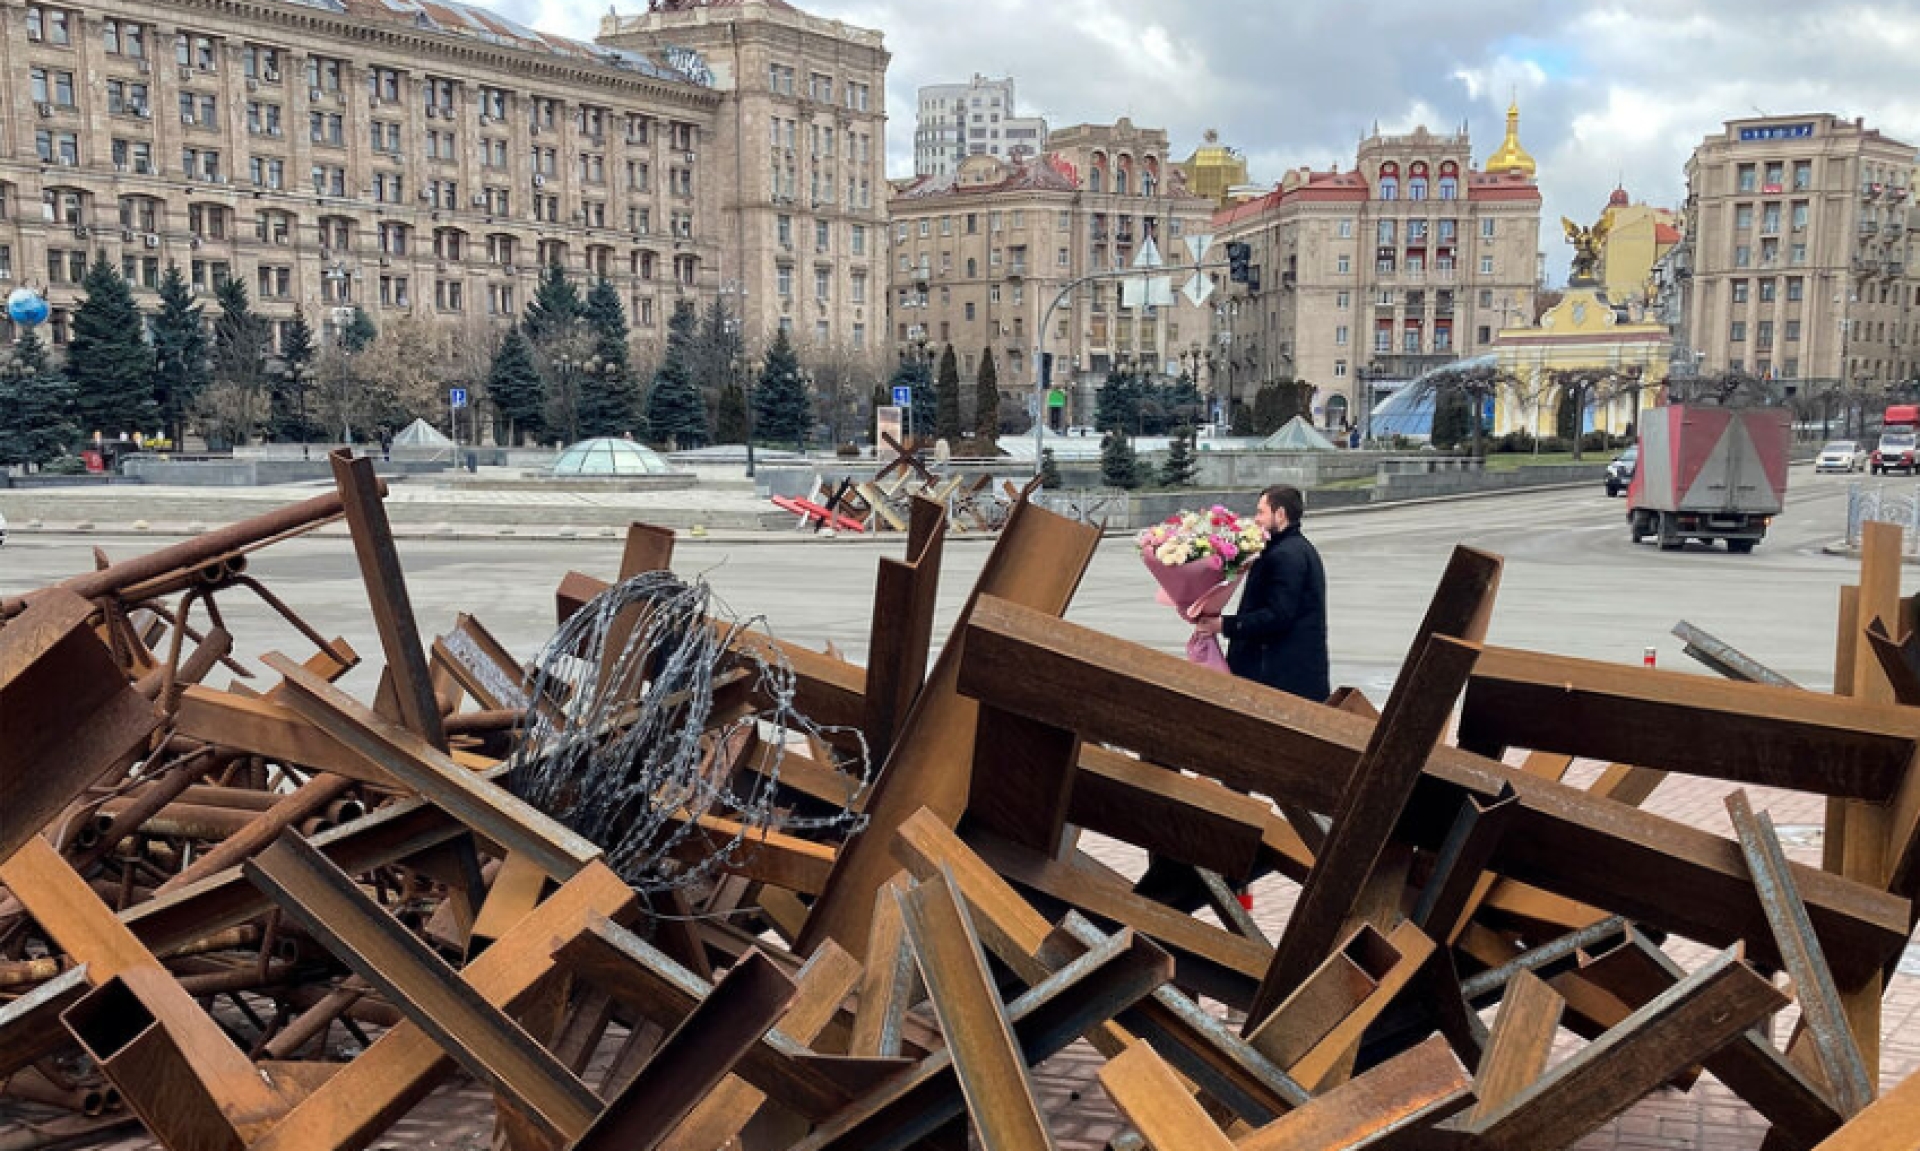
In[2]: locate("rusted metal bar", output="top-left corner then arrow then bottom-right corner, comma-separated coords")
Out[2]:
0,966 -> 89,1079
1411,784 -> 1519,944
1249,635 -> 1480,1028
262,651 -> 600,882
261,982 -> 366,1060
1807,1067 -> 1920,1149
243,832 -> 600,1144
1072,746 -> 1267,882
245,860 -> 635,1151
798,496 -> 1100,958
1251,920 -> 1436,1092
1466,945 -> 1788,1151
896,868 -> 1055,1151
1465,970 -> 1564,1125
1458,645 -> 1919,802
863,495 -> 947,758
848,873 -> 918,1059
1,589 -> 163,864
1672,619 -> 1802,688
173,687 -> 395,784
1097,1042 -> 1237,1151
965,703 -> 1082,856
1459,917 -> 1629,1004
663,941 -> 863,1151
328,449 -> 447,749
573,950 -> 797,1151
1235,1035 -> 1472,1151
1726,789 -> 1875,1117
466,850 -> 549,961
433,614 -> 532,713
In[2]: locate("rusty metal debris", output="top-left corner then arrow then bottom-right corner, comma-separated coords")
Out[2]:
5,445 -> 1920,1151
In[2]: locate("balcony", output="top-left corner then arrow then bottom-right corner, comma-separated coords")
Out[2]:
1860,220 -> 1880,234
1402,268 -> 1426,284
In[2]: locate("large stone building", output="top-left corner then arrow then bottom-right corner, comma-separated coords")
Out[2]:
1595,186 -> 1680,312
887,118 -> 1217,428
1671,113 -> 1916,393
602,0 -> 889,354
913,74 -> 1047,178
0,0 -> 882,363
1211,107 -> 1542,429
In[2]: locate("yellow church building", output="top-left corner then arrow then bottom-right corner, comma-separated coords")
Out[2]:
1491,288 -> 1672,438
1596,188 -> 1683,311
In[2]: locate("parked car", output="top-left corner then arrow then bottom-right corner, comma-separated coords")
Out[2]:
1815,440 -> 1868,473
1604,445 -> 1638,497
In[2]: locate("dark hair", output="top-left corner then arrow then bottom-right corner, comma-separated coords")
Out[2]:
1260,484 -> 1305,525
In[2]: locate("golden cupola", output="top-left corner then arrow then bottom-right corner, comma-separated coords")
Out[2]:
1485,100 -> 1537,178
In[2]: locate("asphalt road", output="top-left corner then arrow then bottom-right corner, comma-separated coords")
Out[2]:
0,466 -> 1895,699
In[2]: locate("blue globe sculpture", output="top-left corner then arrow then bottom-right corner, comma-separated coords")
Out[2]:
7,288 -> 49,328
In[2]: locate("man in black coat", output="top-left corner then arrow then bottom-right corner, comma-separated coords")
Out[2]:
1196,484 -> 1329,702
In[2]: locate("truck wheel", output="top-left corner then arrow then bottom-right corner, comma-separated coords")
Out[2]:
1629,515 -> 1646,543
1728,539 -> 1756,554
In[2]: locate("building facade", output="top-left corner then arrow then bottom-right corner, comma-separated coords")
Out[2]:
600,0 -> 890,354
1674,114 -> 1916,394
3,0 -> 734,353
912,74 -> 1047,178
1595,186 -> 1680,312
887,119 -> 1217,428
1212,115 -> 1542,429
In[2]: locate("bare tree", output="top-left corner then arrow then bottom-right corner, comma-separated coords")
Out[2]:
804,337 -> 883,448
1408,363 -> 1524,457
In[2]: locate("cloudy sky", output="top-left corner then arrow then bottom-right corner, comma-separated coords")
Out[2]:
503,0 -> 1920,281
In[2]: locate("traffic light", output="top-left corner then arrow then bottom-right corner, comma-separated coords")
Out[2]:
1227,241 -> 1252,284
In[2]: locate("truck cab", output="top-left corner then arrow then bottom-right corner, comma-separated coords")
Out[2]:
1872,405 -> 1920,474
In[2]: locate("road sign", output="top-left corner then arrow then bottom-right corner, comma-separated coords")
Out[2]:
1186,233 -> 1214,265
1047,389 -> 1067,409
892,385 -> 912,407
449,387 -> 469,409
1182,273 -> 1216,307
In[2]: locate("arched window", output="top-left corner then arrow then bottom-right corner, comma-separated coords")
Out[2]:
1377,163 -> 1399,202
1142,156 -> 1160,197
1438,161 -> 1459,201
1408,163 -> 1429,201
1115,168 -> 1128,195
1325,394 -> 1349,428
1089,167 -> 1103,193
966,257 -> 977,277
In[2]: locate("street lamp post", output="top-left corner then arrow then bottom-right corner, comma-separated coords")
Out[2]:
743,355 -> 761,479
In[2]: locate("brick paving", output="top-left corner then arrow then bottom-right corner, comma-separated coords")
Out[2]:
8,761 -> 1917,1151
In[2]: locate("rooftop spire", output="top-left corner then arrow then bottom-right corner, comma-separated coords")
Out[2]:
1485,99 -> 1536,178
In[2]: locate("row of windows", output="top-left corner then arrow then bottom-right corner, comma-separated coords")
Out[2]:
766,64 -> 873,112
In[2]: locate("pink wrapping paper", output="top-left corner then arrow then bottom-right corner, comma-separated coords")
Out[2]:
1144,555 -> 1243,672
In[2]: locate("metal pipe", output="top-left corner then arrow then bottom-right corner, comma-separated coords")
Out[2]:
2,1066 -> 104,1115
94,801 -> 262,842
155,772 -> 356,894
260,983 -> 367,1060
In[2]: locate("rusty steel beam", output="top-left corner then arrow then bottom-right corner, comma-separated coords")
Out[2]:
863,495 -> 947,758
243,832 -> 601,1144
465,850 -> 549,961
1672,620 -> 1802,688
1458,645 -> 1920,801
1235,1035 -> 1473,1151
1466,944 -> 1788,1151
1726,789 -> 1875,1118
1465,970 -> 1564,1126
1070,746 -> 1267,882
247,860 -> 635,1151
1,588 -> 163,864
1248,635 -> 1481,1027
172,687 -> 394,784
1251,920 -> 1436,1092
574,950 -> 797,1151
896,868 -> 1054,1151
1097,1042 -> 1237,1151
153,771 -> 361,897
966,703 -> 1082,856
262,651 -> 600,882
1809,1068 -> 1920,1149
848,874 -> 918,1059
954,598 -> 1911,987
1412,784 -> 1519,944
0,965 -> 89,1079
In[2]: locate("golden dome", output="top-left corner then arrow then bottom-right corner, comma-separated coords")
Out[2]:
1485,100 -> 1536,178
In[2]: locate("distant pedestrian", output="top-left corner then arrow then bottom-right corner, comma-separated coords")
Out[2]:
1194,484 -> 1329,702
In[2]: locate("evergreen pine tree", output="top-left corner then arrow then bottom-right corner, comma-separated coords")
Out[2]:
269,310 -> 319,442
0,329 -> 77,468
1039,447 -> 1063,490
579,278 -> 642,437
487,327 -> 544,445
206,277 -> 273,447
934,344 -> 962,442
1430,388 -> 1471,450
523,262 -> 584,345
68,254 -> 156,438
753,326 -> 811,448
1229,401 -> 1255,437
645,301 -> 707,448
1160,425 -> 1198,487
973,348 -> 1001,443
339,306 -> 378,353
1100,429 -> 1141,490
1095,368 -> 1141,433
150,263 -> 208,447
716,380 -> 749,444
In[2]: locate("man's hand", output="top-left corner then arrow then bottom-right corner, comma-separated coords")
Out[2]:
1192,614 -> 1223,637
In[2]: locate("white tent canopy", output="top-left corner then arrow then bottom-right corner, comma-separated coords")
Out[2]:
1259,416 -> 1339,452
391,418 -> 454,447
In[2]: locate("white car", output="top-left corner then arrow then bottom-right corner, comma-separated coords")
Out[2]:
1816,439 -> 1868,473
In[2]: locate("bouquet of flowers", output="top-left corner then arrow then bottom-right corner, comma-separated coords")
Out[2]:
1137,506 -> 1267,672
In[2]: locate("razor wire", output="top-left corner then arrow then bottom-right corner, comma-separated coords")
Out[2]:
505,570 -> 870,894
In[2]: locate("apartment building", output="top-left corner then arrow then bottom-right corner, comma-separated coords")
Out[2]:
1213,113 -> 1542,428
1,0 -> 736,349
601,0 -> 889,354
1675,114 -> 1917,390
888,118 -> 1217,427
913,74 -> 1048,177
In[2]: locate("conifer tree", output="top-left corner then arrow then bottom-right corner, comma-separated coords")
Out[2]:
645,301 -> 707,448
579,278 -> 642,437
1039,446 -> 1063,490
1100,429 -> 1141,490
487,327 -> 544,445
973,348 -> 1001,442
68,254 -> 156,438
269,309 -> 319,442
0,329 -> 76,467
716,380 -> 749,444
934,343 -> 962,442
149,262 -> 208,446
523,262 -> 584,345
1159,425 -> 1198,487
753,327 -> 811,449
